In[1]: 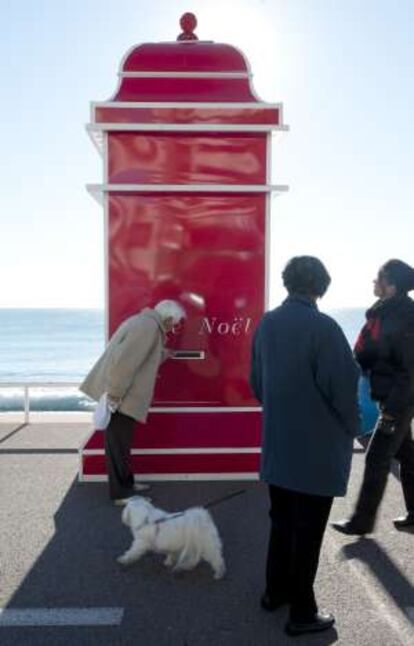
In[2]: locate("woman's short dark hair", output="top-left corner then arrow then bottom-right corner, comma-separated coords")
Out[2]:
282,256 -> 331,298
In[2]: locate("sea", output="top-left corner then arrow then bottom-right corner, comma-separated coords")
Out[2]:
0,307 -> 366,413
0,309 -> 104,412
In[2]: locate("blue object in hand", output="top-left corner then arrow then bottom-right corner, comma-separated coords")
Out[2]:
358,375 -> 379,436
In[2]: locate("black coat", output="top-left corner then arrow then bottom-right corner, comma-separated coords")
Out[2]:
250,295 -> 360,497
354,295 -> 414,416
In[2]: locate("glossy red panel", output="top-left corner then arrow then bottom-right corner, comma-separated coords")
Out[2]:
96,107 -> 280,126
85,412 -> 261,450
108,133 -> 267,185
108,193 -> 266,406
82,453 -> 260,476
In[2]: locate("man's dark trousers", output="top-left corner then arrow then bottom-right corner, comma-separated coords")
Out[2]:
352,407 -> 414,528
266,485 -> 333,621
105,411 -> 136,499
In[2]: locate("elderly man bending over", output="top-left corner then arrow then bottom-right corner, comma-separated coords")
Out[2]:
80,300 -> 186,505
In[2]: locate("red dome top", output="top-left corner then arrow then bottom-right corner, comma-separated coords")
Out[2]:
112,14 -> 258,103
122,42 -> 249,74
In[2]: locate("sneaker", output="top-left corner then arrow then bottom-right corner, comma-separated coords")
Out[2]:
134,482 -> 151,492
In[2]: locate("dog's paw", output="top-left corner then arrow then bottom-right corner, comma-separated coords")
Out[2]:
164,555 -> 174,567
213,565 -> 226,580
116,554 -> 130,566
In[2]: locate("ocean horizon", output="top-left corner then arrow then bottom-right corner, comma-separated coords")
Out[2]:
0,307 -> 366,412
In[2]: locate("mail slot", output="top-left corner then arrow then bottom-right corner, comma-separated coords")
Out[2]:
81,13 -> 288,482
172,351 -> 205,360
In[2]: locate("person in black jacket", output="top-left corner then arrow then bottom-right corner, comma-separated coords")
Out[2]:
332,259 -> 414,535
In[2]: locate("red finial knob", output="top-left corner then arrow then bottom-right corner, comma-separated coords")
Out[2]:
177,12 -> 198,41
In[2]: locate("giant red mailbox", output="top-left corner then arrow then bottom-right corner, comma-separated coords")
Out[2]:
80,14 -> 288,482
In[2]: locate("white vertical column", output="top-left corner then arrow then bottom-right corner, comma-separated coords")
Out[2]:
103,132 -> 109,344
264,132 -> 272,311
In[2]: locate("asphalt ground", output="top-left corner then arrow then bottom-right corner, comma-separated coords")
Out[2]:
0,420 -> 413,646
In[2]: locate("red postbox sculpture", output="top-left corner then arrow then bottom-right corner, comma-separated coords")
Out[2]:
80,14 -> 288,482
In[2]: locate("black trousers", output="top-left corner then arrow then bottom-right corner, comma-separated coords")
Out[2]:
104,411 -> 136,500
266,485 -> 333,622
352,407 -> 414,528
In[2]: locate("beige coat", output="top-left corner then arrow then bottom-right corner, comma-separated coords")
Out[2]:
80,308 -> 165,423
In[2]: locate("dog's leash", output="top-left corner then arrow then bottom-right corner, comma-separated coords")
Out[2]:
204,488 -> 247,510
150,488 -> 248,527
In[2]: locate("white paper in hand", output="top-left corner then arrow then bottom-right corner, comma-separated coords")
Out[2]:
93,393 -> 112,429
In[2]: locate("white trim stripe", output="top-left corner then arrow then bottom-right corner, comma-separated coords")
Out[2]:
83,447 -> 261,456
89,131 -> 102,154
265,131 -> 271,310
103,132 -> 109,344
265,193 -> 270,310
92,101 -> 283,109
119,71 -> 251,79
74,405 -> 261,418
87,127 -> 104,155
87,123 -> 287,133
87,183 -> 289,197
266,132 -> 272,185
0,608 -> 124,627
80,473 -> 259,482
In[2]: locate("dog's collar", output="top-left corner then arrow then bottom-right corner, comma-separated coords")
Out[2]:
133,519 -> 161,539
133,521 -> 150,532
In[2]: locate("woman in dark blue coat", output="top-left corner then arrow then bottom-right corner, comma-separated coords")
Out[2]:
250,256 -> 360,637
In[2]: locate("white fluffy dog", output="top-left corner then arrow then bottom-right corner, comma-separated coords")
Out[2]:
117,496 -> 225,579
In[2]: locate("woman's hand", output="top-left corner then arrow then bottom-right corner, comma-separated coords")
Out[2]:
375,413 -> 396,435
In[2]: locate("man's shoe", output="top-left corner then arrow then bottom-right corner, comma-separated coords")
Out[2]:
331,519 -> 372,536
134,482 -> 151,492
393,512 -> 414,529
113,497 -> 134,507
260,592 -> 288,612
285,612 -> 335,636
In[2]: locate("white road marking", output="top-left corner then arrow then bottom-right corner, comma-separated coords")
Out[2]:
0,607 -> 124,627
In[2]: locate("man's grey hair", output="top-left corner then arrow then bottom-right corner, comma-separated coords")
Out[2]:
154,300 -> 186,324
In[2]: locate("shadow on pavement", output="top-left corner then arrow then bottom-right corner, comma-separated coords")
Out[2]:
0,423 -> 27,444
342,537 -> 414,614
0,479 -> 338,645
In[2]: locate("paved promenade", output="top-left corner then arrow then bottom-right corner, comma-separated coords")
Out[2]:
0,416 -> 413,645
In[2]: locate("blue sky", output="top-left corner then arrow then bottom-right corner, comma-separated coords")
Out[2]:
1,0 -> 413,309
